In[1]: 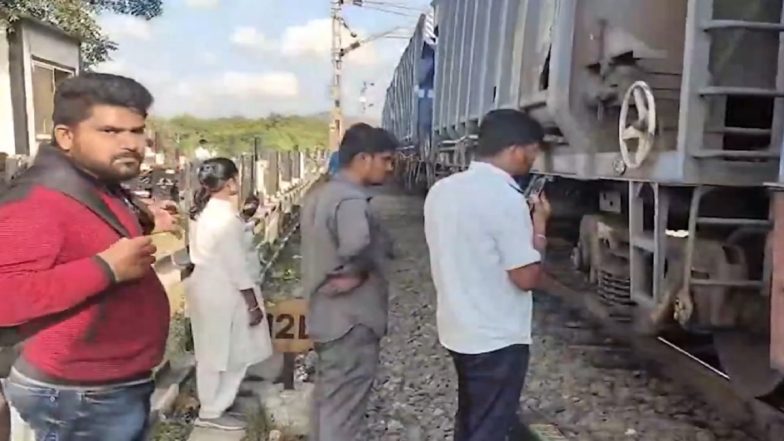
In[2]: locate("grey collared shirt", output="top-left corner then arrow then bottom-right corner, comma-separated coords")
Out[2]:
300,175 -> 391,343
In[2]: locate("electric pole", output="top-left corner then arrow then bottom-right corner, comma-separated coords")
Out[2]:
330,0 -> 343,151
330,0 -> 406,148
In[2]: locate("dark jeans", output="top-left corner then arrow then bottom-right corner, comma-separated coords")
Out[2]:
449,344 -> 530,441
0,384 -> 9,441
3,374 -> 154,441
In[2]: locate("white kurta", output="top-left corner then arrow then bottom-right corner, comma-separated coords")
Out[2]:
187,198 -> 273,371
243,219 -> 263,283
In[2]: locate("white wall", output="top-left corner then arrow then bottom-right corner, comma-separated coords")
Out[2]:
0,25 -> 16,156
20,22 -> 80,157
24,24 -> 80,68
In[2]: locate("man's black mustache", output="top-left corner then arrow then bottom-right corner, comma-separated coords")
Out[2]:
112,153 -> 143,162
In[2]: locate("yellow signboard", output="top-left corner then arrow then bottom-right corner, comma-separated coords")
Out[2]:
265,298 -> 313,354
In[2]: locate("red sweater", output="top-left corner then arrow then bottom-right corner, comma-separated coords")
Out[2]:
0,185 -> 170,382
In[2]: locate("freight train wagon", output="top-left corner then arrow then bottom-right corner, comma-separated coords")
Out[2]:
382,0 -> 784,419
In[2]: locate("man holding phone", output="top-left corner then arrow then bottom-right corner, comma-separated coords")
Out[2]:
0,73 -> 173,441
424,109 -> 550,441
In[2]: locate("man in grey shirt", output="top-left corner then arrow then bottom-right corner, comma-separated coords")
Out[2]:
301,123 -> 396,441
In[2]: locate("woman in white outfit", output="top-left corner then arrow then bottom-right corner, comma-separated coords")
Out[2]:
187,158 -> 273,431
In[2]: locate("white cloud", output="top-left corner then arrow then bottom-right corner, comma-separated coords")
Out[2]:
280,18 -> 378,67
230,26 -> 273,51
92,58 -> 173,88
219,71 -> 300,99
93,58 -> 129,74
102,16 -> 153,41
199,52 -> 219,66
152,71 -> 304,117
279,18 -> 331,58
185,0 -> 220,9
172,71 -> 300,101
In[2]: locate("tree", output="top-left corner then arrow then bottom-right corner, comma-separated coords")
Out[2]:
0,0 -> 163,67
149,115 -> 329,156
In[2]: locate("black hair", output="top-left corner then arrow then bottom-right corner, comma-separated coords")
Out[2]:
241,194 -> 261,220
52,73 -> 153,129
476,109 -> 545,158
338,123 -> 398,167
189,157 -> 239,220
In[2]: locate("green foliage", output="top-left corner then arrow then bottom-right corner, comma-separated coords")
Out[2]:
163,312 -> 192,364
0,0 -> 163,66
150,115 -> 329,156
149,420 -> 192,441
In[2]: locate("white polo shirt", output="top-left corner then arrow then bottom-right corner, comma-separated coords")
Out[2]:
424,161 -> 541,354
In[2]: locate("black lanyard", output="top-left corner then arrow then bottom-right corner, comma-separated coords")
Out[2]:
108,185 -> 154,235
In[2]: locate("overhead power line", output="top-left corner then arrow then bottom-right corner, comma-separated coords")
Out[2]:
361,0 -> 425,12
360,5 -> 419,18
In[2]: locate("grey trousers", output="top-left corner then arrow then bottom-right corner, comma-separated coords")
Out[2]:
310,325 -> 380,441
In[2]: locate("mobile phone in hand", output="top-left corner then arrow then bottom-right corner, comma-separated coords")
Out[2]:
524,175 -> 552,200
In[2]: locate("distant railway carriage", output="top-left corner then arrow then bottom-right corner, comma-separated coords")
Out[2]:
382,0 -> 784,417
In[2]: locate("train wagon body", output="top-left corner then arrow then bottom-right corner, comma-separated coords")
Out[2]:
382,0 -> 784,406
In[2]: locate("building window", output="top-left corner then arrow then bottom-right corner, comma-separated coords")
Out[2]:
31,61 -> 73,140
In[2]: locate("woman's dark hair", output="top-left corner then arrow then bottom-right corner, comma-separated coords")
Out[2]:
189,157 -> 239,220
241,194 -> 261,220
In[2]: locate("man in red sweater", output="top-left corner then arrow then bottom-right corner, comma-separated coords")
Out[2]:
0,73 -> 171,441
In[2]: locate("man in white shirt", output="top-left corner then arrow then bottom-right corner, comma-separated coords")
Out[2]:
424,109 -> 550,441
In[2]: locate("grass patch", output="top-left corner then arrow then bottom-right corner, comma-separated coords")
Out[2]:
166,281 -> 187,318
149,379 -> 199,441
242,410 -> 272,441
164,312 -> 193,365
148,420 -> 192,441
242,410 -> 304,441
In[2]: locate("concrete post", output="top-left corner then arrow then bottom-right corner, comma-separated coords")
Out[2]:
279,151 -> 292,191
263,150 -> 279,199
255,159 -> 267,199
297,151 -> 307,182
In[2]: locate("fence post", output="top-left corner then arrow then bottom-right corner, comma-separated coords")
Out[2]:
252,137 -> 260,188
256,158 -> 267,199
279,151 -> 292,190
292,148 -> 302,184
267,150 -> 280,200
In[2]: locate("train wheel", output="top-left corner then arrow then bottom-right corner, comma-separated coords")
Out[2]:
713,226 -> 783,398
714,330 -> 784,398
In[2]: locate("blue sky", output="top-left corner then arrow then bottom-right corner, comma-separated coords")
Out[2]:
96,0 -> 430,119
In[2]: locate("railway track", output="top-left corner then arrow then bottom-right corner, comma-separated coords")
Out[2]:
540,243 -> 784,441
